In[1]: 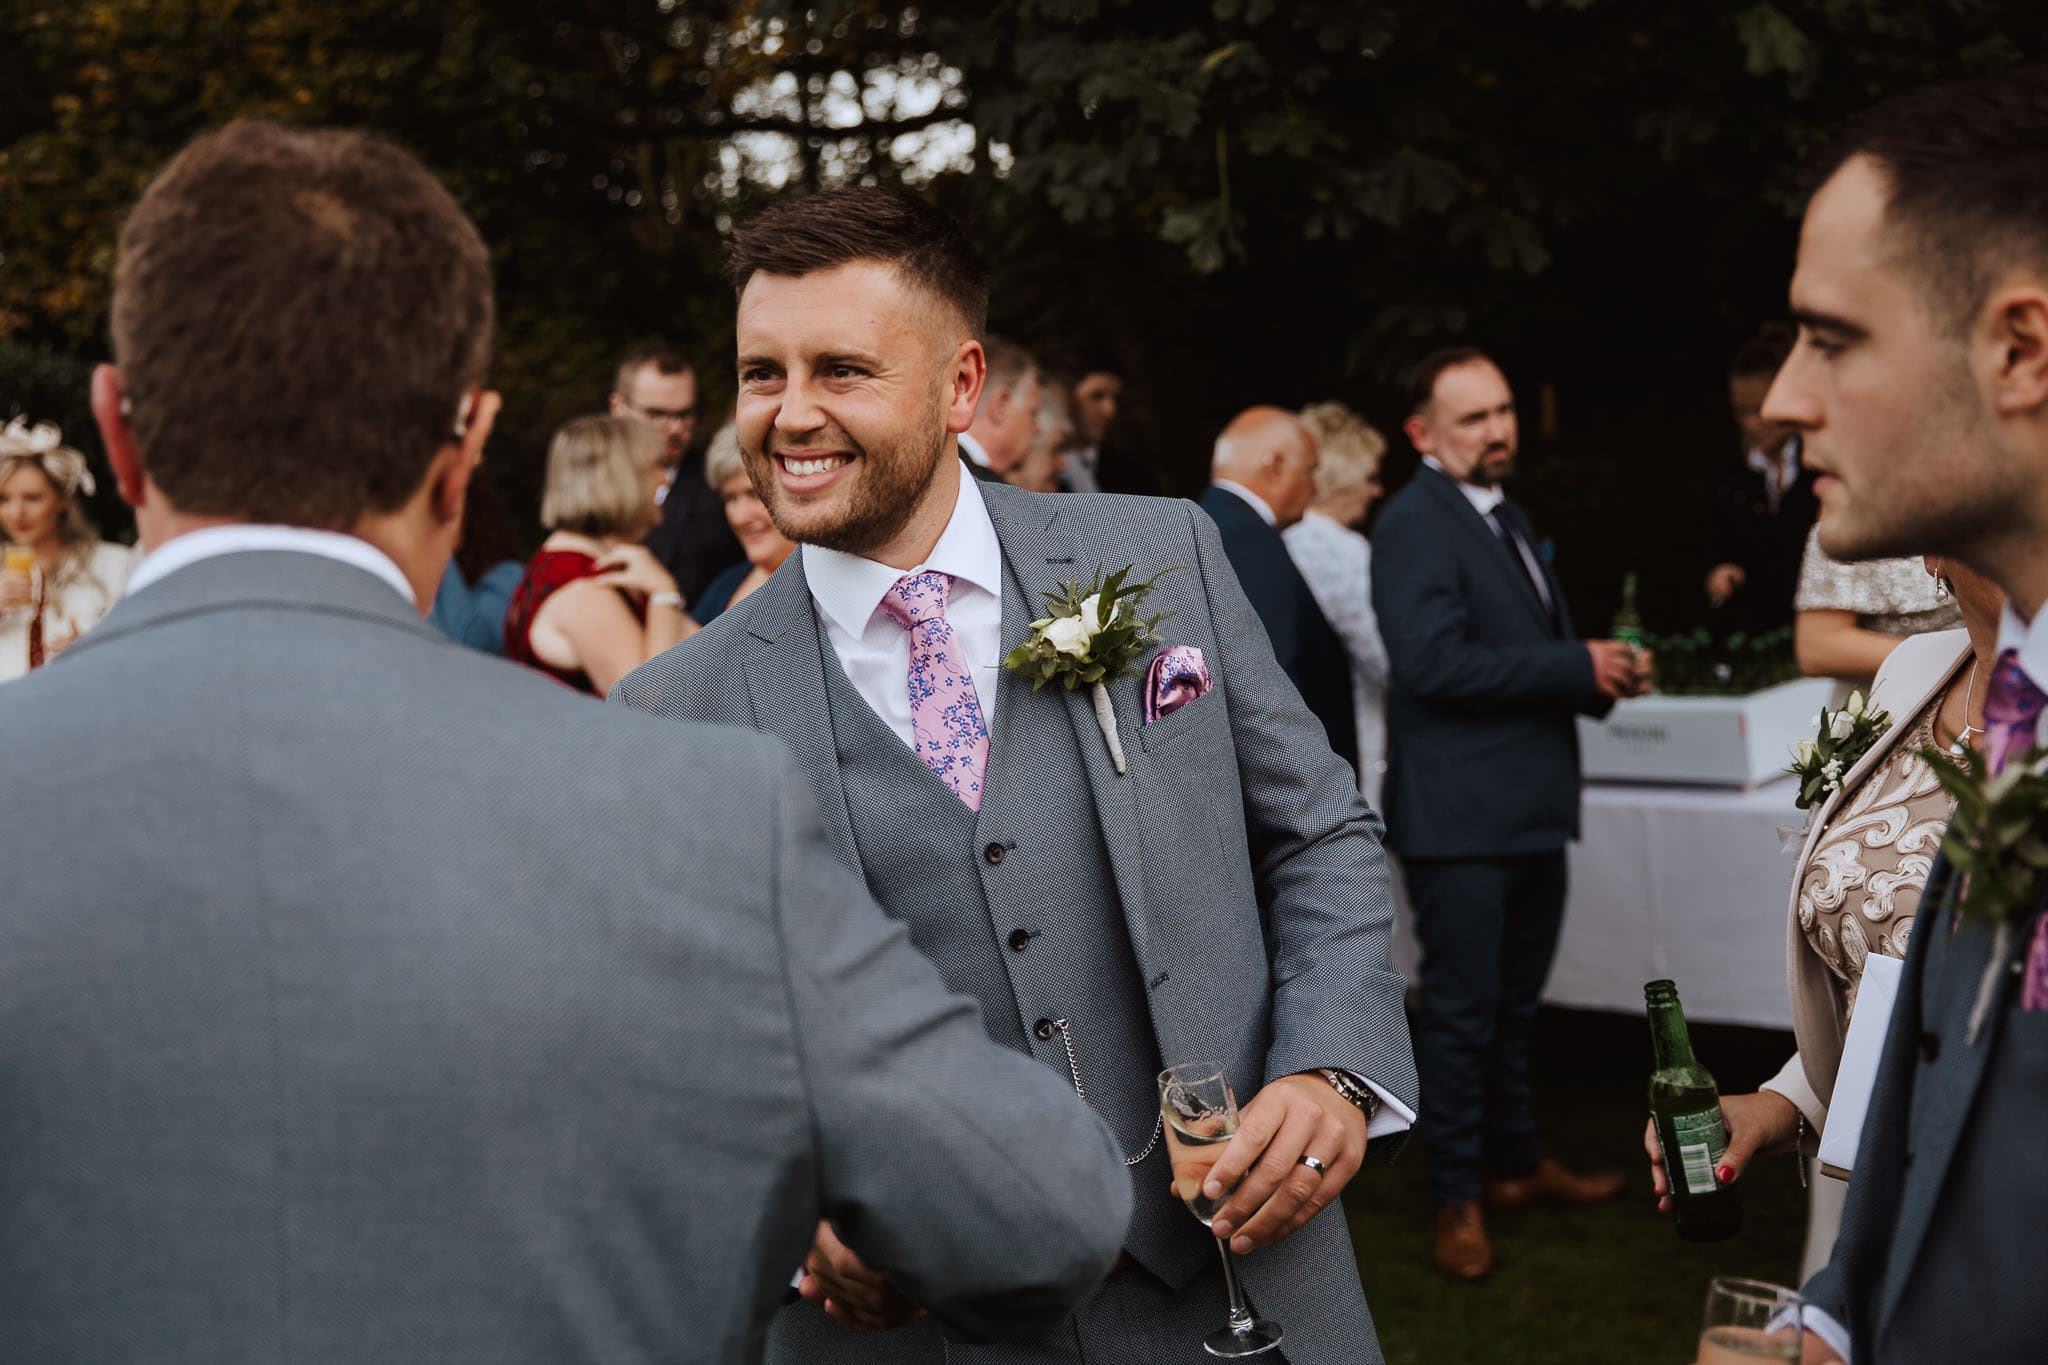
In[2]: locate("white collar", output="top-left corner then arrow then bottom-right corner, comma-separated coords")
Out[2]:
1996,599 -> 2048,689
956,431 -> 993,469
801,469 -> 1003,639
1211,478 -> 1278,528
1423,456 -> 1506,516
125,524 -> 417,606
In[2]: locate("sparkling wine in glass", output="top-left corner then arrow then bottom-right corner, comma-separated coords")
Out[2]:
1698,1276 -> 1803,1364
1159,1062 -> 1283,1358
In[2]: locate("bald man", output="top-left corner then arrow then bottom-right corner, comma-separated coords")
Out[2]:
1201,408 -> 1360,771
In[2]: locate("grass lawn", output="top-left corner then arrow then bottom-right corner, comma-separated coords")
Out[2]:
1343,1007 -> 1808,1365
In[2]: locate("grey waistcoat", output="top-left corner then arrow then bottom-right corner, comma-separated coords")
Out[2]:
819,622 -> 1201,1286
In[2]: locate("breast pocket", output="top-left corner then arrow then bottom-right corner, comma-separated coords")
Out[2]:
1138,689 -> 1224,755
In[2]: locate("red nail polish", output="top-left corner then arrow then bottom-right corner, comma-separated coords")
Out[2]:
1716,1165 -> 1734,1184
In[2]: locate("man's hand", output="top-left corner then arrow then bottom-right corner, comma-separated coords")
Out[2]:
1203,1072 -> 1367,1254
1587,640 -> 1643,701
797,1220 -> 925,1333
1706,563 -> 1747,605
1643,1090 -> 1801,1214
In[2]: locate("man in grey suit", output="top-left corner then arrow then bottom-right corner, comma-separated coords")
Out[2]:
0,121 -> 1133,1364
1644,67 -> 2048,1363
615,186 -> 1420,1363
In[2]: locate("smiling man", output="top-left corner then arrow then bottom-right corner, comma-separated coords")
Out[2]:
615,186 -> 1419,1364
1746,65 -> 2048,1365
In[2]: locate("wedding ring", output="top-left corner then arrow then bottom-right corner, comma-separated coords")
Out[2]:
1299,1155 -> 1328,1175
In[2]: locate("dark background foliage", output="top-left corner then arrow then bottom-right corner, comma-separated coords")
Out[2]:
1,0 -> 2038,626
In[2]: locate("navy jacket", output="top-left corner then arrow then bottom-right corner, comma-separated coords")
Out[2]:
1198,485 -> 1359,774
1370,464 -> 1610,860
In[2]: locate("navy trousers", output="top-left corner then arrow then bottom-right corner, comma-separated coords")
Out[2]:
1403,852 -> 1569,1207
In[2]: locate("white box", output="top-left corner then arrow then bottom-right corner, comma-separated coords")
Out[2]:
1576,677 -> 1835,788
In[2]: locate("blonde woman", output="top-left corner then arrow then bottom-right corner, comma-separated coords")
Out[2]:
0,418 -> 132,681
503,415 -> 696,695
1282,401 -> 1392,802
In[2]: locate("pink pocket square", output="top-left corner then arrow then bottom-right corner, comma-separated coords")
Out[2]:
1144,646 -> 1213,724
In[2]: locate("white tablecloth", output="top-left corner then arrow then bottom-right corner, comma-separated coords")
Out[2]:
1389,777 -> 1802,1029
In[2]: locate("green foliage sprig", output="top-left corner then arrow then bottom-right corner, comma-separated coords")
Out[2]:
1002,564 -> 1179,691
1921,743 -> 2048,932
1788,689 -> 1892,812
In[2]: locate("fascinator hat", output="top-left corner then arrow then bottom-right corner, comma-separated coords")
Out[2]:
0,417 -> 97,499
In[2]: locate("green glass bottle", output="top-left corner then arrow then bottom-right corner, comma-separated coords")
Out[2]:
1646,979 -> 1742,1242
1612,572 -> 1646,653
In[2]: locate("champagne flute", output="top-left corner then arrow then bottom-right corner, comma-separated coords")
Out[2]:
1698,1276 -> 1803,1364
1158,1062 -> 1284,1358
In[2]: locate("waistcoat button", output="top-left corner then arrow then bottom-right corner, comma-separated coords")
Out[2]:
984,843 -> 1006,865
1009,928 -> 1031,952
1033,1018 -> 1056,1040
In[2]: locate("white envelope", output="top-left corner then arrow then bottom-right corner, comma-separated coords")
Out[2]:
1817,952 -> 1905,1180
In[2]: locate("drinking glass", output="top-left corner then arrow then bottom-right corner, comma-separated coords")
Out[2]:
1158,1062 -> 1283,1358
3,546 -> 34,578
1698,1276 -> 1803,1364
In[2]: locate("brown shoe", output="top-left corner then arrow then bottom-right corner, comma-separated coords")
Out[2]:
1433,1201 -> 1494,1280
1482,1156 -> 1628,1211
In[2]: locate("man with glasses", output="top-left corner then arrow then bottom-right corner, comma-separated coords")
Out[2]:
612,341 -> 741,604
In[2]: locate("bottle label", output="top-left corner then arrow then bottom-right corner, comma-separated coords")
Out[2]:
1660,1107 -> 1728,1197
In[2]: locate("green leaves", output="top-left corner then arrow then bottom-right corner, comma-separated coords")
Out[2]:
1001,563 -> 1181,693
1920,744 -> 2048,932
1786,695 -> 1893,812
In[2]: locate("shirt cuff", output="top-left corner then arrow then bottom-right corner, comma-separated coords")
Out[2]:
1338,1070 -> 1417,1141
1777,1305 -> 1850,1363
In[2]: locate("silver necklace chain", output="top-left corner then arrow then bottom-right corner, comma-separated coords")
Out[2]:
1950,659 -> 1984,755
1047,1017 -> 1162,1167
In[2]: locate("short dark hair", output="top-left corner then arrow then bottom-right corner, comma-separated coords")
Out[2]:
111,122 -> 493,528
726,187 -> 989,335
1811,63 -> 2048,335
1729,324 -> 1796,381
1406,346 -> 1495,415
612,340 -> 694,398
981,336 -> 1038,395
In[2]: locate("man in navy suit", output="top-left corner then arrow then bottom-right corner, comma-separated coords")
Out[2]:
1372,348 -> 1646,1279
1200,407 -> 1361,774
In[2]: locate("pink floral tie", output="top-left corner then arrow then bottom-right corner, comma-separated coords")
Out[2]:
1980,648 -> 2048,1009
880,571 -> 990,811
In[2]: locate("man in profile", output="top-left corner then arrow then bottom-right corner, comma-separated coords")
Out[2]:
0,122 -> 1131,1364
957,336 -> 1041,483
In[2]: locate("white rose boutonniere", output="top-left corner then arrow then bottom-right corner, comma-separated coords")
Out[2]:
1003,565 -> 1179,774
1787,689 -> 1892,812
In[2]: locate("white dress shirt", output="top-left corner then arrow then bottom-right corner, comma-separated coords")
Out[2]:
1423,456 -> 1552,610
957,431 -> 993,470
1209,478 -> 1278,529
126,524 -> 416,605
802,471 -> 1005,745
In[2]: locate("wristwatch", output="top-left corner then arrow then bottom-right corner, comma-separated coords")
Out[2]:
1319,1068 -> 1382,1124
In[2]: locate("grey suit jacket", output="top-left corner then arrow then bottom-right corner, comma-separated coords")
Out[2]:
0,550 -> 1131,1364
617,483 -> 1418,1133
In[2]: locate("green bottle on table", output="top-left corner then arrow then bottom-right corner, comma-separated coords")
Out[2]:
1646,979 -> 1743,1243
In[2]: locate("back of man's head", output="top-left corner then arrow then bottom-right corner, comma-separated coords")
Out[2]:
111,122 -> 493,529
1811,62 -> 2048,337
981,336 -> 1037,398
726,185 -> 989,338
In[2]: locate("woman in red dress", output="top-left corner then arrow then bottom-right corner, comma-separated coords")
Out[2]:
504,415 -> 697,695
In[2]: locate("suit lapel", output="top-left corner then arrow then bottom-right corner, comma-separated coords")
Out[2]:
1878,880 -> 2031,1335
737,556 -> 862,870
982,488 -> 1155,976
1421,467 -> 1556,632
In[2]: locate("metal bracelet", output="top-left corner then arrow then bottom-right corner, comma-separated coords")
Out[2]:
1048,1017 -> 1162,1167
